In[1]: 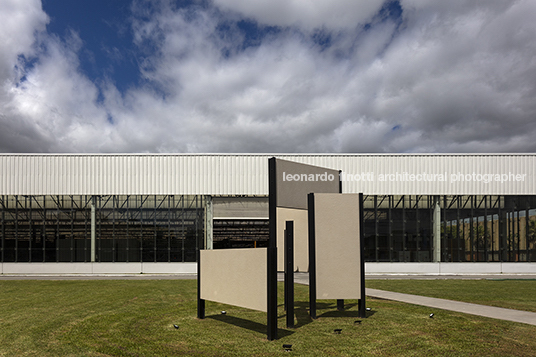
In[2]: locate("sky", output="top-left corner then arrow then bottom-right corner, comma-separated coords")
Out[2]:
1,0 -> 536,154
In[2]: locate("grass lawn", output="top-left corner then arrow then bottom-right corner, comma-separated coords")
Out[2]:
0,279 -> 535,356
366,279 -> 536,313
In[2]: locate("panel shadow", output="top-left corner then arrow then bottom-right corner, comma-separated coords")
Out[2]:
208,314 -> 294,338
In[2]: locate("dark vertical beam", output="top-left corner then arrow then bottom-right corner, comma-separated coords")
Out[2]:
182,196 -> 185,263
267,157 -> 278,341
402,195 -> 407,261
55,195 -> 59,262
516,201 -> 521,261
168,196 -> 171,263
14,196 -> 18,262
388,196 -> 393,262
197,247 -> 205,319
1,196 -> 4,263
358,193 -> 367,318
308,193 -> 317,319
337,299 -> 345,311
484,196 -> 488,262
374,196 -> 379,262
154,195 -> 157,262
526,199 -> 530,262
126,195 -> 130,263
42,195 -> 46,262
499,197 -> 507,262
337,170 -> 344,310
29,196 -> 32,262
285,220 -> 294,328
70,196 -> 74,263
112,196 -> 116,262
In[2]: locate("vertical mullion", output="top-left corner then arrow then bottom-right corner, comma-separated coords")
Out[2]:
526,197 -> 530,262
70,196 -> 74,262
374,196 -> 378,262
42,195 -> 46,262
388,196 -> 393,262
29,196 -> 32,263
140,196 -> 143,262
15,196 -> 18,263
402,195 -> 406,261
97,196 -> 101,262
154,195 -> 157,262
84,196 -> 88,262
168,196 -> 171,262
112,196 -> 116,262
1,195 -> 4,263
416,196 -> 421,261
442,195 -> 447,263
456,196 -> 461,262
484,196 -> 488,261
182,195 -> 185,263
516,201 -> 521,261
470,196 -> 474,262
56,195 -> 60,262
126,195 -> 130,263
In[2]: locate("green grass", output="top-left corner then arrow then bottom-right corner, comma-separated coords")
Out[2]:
0,279 -> 535,356
366,279 -> 536,312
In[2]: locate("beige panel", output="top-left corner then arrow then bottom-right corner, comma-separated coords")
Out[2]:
213,197 -> 268,219
276,159 -> 340,209
314,193 -> 361,299
200,248 -> 267,312
276,207 -> 309,272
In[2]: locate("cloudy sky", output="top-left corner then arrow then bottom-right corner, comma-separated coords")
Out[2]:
1,0 -> 535,153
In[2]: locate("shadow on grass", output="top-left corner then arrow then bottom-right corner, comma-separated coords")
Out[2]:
277,301 -> 370,327
208,314 -> 294,338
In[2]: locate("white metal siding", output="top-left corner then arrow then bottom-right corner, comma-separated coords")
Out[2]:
0,154 -> 534,195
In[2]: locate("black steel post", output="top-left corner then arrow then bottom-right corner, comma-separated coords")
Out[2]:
267,158 -> 278,340
285,221 -> 294,328
337,300 -> 344,311
197,248 -> 205,319
358,193 -> 367,318
337,173 -> 344,311
308,193 -> 317,319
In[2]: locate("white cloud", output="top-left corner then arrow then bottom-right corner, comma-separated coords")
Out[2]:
213,0 -> 386,30
0,0 -> 48,80
1,0 -> 536,154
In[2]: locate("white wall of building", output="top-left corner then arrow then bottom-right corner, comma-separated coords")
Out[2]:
1,262 -> 535,276
1,153 -> 535,195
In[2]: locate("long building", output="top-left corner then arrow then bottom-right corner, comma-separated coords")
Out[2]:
1,154 -> 535,275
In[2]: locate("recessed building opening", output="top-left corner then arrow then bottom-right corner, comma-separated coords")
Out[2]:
211,197 -> 269,249
213,219 -> 269,249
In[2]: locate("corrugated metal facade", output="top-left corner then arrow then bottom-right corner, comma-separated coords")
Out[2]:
0,154 -> 535,195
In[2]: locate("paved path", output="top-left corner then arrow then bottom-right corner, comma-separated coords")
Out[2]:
366,288 -> 536,326
282,272 -> 536,326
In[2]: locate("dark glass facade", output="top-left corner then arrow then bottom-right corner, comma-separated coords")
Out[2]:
0,195 -> 204,263
1,194 -> 535,263
362,195 -> 536,262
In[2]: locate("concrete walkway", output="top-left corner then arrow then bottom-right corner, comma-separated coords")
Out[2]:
283,272 -> 536,327
366,288 -> 536,326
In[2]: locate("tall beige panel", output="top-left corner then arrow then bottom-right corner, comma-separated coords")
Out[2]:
200,248 -> 267,312
276,207 -> 308,271
313,193 -> 361,299
274,158 -> 340,272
